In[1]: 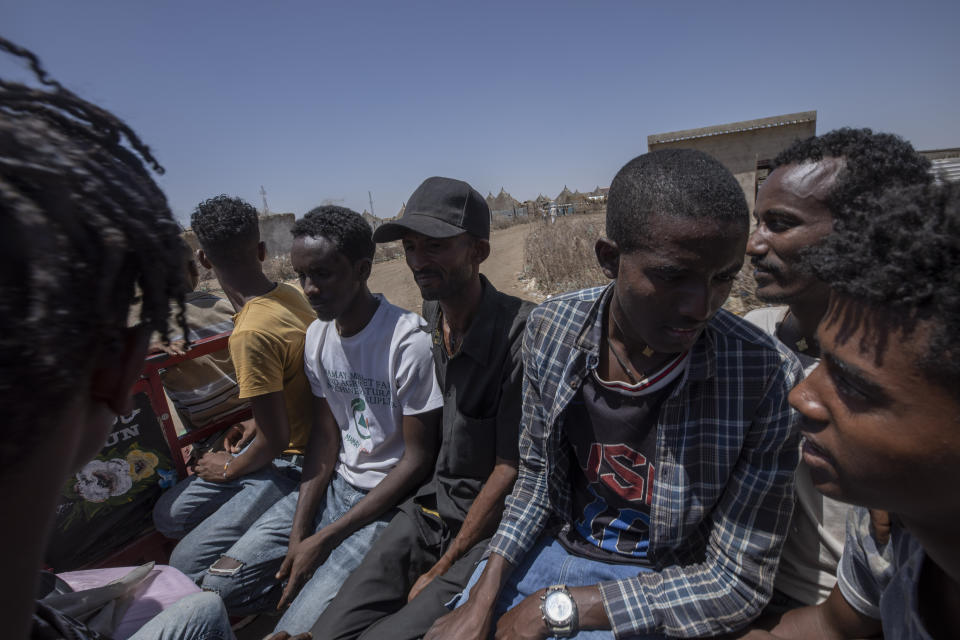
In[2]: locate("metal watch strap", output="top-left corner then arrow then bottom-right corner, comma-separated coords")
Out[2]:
540,584 -> 579,638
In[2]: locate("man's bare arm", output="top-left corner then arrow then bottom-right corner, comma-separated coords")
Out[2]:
195,391 -> 290,481
408,458 -> 518,601
736,587 -> 882,640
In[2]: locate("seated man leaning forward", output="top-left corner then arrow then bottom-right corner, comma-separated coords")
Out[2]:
427,149 -> 804,640
153,195 -> 317,582
739,183 -> 960,639
309,177 -> 533,640
744,128 -> 931,612
203,206 -> 443,633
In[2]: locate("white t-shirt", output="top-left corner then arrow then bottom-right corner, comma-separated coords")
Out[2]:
745,305 -> 853,605
303,295 -> 443,490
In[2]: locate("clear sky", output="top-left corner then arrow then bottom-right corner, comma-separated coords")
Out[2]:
4,0 -> 958,225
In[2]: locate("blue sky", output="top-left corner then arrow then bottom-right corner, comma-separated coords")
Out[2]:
4,0 -> 959,225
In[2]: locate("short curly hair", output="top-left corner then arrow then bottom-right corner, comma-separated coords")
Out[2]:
773,128 -> 932,220
607,149 -> 748,253
292,205 -> 375,263
806,182 -> 960,391
190,195 -> 260,259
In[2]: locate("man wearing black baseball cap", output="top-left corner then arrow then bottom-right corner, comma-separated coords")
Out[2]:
311,177 -> 533,640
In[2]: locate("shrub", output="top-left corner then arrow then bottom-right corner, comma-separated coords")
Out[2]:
523,216 -> 607,296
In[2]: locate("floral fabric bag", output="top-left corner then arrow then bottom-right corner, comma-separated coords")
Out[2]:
45,393 -> 179,570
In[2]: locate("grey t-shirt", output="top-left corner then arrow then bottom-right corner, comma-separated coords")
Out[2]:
837,507 -> 931,639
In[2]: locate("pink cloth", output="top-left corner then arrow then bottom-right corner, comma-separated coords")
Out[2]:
57,565 -> 200,640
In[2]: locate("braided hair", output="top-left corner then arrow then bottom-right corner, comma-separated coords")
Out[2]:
806,182 -> 960,392
0,38 -> 187,466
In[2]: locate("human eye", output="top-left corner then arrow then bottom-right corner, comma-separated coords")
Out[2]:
762,212 -> 799,233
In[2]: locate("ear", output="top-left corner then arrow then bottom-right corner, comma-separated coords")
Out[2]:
197,248 -> 213,270
595,238 -> 620,280
356,257 -> 373,282
89,325 -> 151,415
474,239 -> 491,265
257,241 -> 267,263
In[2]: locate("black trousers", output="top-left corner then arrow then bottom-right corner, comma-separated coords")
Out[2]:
312,506 -> 487,640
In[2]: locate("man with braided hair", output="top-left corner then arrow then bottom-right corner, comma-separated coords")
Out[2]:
0,38 -> 233,640
745,128 -> 931,611
740,182 -> 960,639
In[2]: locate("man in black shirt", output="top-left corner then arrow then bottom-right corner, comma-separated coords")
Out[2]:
311,177 -> 533,640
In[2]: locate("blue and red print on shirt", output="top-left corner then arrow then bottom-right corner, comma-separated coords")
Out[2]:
558,352 -> 688,565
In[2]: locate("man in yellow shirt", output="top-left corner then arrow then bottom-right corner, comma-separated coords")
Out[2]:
154,195 -> 316,584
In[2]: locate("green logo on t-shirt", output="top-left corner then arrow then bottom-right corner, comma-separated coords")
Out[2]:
351,398 -> 371,439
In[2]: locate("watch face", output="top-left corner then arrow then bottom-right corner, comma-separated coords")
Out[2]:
543,590 -> 574,624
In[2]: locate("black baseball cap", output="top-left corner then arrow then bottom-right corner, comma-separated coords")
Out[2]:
372,176 -> 490,242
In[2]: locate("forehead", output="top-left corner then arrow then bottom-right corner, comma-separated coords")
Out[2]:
630,213 -> 746,267
291,234 -> 345,265
758,159 -> 844,214
818,301 -> 934,394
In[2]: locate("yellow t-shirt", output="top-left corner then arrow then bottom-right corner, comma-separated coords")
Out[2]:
230,282 -> 316,454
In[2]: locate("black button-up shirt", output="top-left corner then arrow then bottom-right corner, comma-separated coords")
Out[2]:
409,275 -> 532,536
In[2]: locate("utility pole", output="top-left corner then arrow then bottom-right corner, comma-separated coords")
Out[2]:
368,190 -> 375,218
260,185 -> 270,216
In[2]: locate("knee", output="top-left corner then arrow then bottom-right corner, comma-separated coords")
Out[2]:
199,555 -> 247,605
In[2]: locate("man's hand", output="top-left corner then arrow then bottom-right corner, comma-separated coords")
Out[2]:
261,633 -> 311,640
225,419 -> 257,453
424,600 -> 495,640
148,339 -> 187,356
194,450 -> 233,482
408,557 -> 452,602
275,531 -> 337,610
494,590 -> 549,640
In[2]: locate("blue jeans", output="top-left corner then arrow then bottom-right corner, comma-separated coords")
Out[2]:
128,591 -> 234,640
153,457 -> 301,582
199,472 -> 392,634
455,536 -> 662,640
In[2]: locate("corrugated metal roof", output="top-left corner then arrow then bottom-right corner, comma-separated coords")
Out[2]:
931,157 -> 960,183
648,111 -> 817,145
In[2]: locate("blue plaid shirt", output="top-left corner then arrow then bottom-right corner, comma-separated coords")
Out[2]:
487,285 -> 802,638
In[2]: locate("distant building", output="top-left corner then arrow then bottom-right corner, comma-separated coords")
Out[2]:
921,148 -> 960,183
648,111 -> 817,213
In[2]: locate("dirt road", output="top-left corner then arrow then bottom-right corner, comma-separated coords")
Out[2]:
367,221 -> 543,313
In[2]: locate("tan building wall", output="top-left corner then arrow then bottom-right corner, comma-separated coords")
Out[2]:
648,111 -> 817,213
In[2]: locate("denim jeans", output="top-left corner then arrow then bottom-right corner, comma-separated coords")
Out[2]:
153,457 -> 301,582
198,472 -> 392,634
455,536 -> 662,640
128,591 -> 234,640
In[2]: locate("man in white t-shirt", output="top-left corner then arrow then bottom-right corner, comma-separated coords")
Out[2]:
201,206 -> 443,634
744,128 -> 931,611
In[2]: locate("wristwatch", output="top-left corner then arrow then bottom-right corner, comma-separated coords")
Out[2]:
540,584 -> 579,637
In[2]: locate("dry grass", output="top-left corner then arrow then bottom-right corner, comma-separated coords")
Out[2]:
523,214 -> 765,316
263,254 -> 297,282
491,213 -> 533,231
523,216 -> 607,296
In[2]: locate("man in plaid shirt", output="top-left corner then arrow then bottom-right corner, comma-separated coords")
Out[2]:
426,149 -> 803,639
